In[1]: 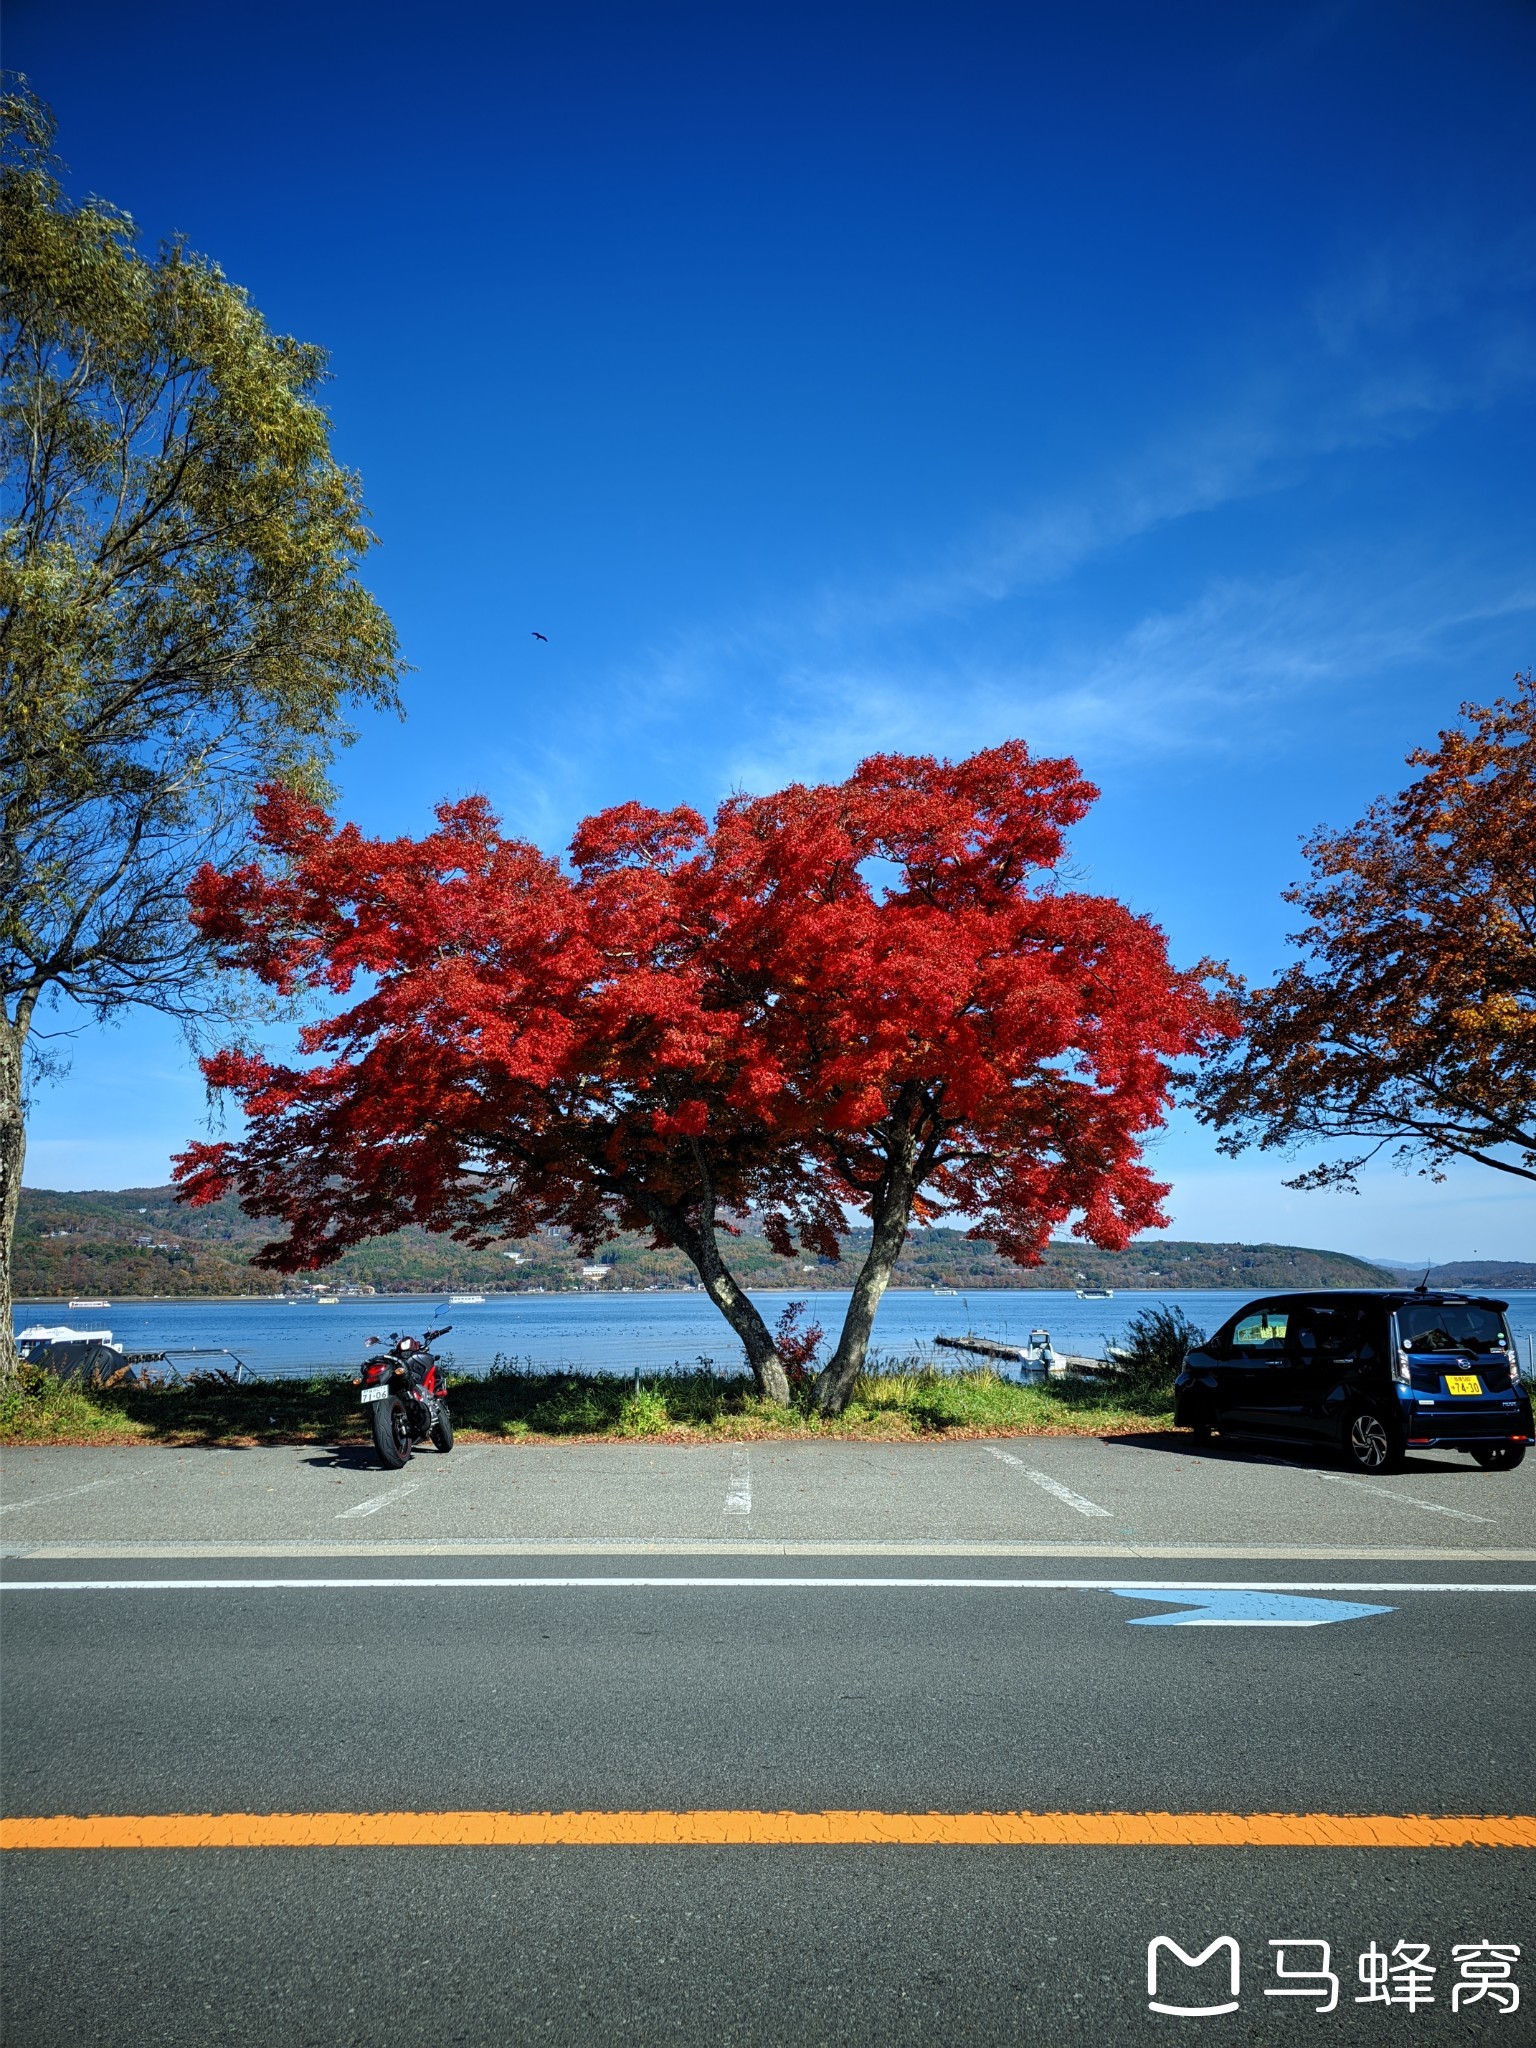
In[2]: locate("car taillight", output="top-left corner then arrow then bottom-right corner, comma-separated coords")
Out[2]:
1393,1349 -> 1412,1384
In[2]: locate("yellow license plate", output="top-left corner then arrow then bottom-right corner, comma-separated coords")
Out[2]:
1444,1374 -> 1483,1396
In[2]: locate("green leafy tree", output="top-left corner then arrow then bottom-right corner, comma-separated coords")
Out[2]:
0,81 -> 403,1371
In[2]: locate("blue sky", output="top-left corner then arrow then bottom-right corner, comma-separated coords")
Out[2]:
11,0 -> 1535,1259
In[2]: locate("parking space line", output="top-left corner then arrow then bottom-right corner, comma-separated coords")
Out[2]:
725,1448 -> 752,1516
336,1480 -> 425,1520
1246,1452 -> 1499,1524
989,1447 -> 1111,1517
1315,1474 -> 1497,1525
334,1448 -> 484,1520
0,1472 -> 145,1516
5,1809 -> 1533,1850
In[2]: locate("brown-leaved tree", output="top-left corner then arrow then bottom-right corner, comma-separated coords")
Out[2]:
1197,672 -> 1536,1191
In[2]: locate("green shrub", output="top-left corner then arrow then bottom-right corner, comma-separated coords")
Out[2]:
0,1363 -> 145,1442
1107,1305 -> 1206,1407
527,1389 -> 612,1434
617,1386 -> 670,1437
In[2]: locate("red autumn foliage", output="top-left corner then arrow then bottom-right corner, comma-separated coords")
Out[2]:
773,1300 -> 825,1392
174,744 -> 1233,1411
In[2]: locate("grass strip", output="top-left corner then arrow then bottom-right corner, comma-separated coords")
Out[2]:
0,1359 -> 1174,1448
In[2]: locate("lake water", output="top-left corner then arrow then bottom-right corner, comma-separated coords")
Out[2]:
14,1288 -> 1536,1382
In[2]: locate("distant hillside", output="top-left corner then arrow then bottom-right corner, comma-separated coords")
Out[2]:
1388,1261 -> 1536,1290
15,1185 -> 1395,1299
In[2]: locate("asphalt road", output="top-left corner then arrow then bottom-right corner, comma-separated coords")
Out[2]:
2,1437 -> 1532,2045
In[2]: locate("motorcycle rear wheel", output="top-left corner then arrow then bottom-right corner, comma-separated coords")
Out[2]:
430,1402 -> 454,1453
371,1395 -> 412,1469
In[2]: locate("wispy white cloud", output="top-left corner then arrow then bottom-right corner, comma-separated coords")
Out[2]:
477,220 -> 1535,834
712,549 -> 1536,798
1311,219 -> 1536,356
655,227 -> 1536,688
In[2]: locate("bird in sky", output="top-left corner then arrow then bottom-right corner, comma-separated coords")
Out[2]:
531,631 -> 548,641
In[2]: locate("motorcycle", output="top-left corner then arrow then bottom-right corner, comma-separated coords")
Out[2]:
355,1325 -> 454,1468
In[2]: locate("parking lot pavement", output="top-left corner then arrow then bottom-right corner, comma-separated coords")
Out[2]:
2,1433 -> 1531,1555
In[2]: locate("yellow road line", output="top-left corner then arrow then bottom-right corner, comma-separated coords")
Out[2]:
3,1811 -> 1534,1850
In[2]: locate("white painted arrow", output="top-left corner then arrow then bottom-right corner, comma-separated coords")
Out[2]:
1112,1588 -> 1395,1627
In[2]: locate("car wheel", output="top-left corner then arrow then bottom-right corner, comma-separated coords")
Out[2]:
1343,1406 -> 1404,1475
1471,1444 -> 1526,1471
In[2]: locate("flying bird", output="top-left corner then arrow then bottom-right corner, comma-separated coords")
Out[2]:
531,631 -> 548,641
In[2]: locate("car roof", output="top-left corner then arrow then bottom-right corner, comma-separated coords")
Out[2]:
1231,1290 -> 1510,1312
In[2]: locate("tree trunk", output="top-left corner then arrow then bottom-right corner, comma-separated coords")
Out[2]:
813,1140 -> 917,1417
644,1197 -> 792,1406
0,1014 -> 28,1380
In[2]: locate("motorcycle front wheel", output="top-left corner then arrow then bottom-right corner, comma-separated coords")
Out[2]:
430,1402 -> 454,1453
371,1395 -> 413,1469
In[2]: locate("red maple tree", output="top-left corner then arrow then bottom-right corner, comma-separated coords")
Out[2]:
175,744 -> 1232,1411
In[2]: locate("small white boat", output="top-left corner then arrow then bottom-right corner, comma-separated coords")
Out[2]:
1075,1286 -> 1113,1300
448,1293 -> 485,1305
68,1297 -> 111,1309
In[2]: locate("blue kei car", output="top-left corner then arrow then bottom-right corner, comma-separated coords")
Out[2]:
1172,1288 -> 1531,1475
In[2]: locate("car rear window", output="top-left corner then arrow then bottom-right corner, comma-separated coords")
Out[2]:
1395,1304 -> 1511,1357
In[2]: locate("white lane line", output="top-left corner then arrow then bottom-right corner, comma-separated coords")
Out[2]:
11,1541 -> 1532,1564
990,1447 -> 1111,1518
1,1577 -> 1530,1594
725,1448 -> 752,1516
0,1472 -> 144,1516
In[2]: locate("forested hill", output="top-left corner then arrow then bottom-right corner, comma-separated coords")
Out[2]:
15,1184 -> 1396,1298
1389,1260 -> 1536,1289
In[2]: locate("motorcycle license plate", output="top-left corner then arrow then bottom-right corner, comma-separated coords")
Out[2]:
1444,1374 -> 1482,1396
360,1386 -> 390,1404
